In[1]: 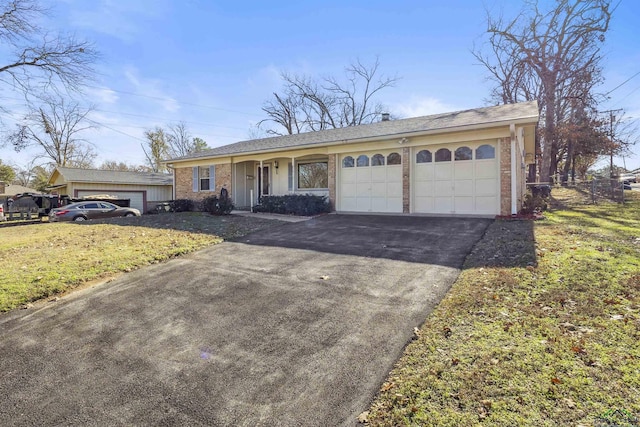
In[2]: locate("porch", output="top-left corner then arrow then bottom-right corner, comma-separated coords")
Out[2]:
232,155 -> 329,209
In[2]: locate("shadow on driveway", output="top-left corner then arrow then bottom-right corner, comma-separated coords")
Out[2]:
0,214 -> 491,426
233,214 -> 493,268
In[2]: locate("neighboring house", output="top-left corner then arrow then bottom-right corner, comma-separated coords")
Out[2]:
166,101 -> 539,217
0,182 -> 39,212
0,182 -> 39,197
47,167 -> 173,213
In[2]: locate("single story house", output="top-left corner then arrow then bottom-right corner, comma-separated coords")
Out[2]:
165,101 -> 539,217
1,182 -> 40,214
47,167 -> 173,213
0,182 -> 39,198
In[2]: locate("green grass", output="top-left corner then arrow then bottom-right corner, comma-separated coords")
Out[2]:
0,213 -> 281,312
367,189 -> 640,426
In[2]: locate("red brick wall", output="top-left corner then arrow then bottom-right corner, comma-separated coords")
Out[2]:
174,164 -> 232,202
402,147 -> 410,213
328,154 -> 336,211
499,138 -> 512,216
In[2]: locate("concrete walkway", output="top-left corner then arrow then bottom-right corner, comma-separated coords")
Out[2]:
0,215 -> 491,426
230,210 -> 314,222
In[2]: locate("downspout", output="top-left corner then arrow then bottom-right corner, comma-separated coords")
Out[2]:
166,163 -> 176,201
510,124 -> 517,215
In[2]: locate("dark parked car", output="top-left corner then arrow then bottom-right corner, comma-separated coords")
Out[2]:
49,201 -> 141,222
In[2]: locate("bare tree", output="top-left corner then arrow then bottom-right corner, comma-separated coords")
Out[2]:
12,157 -> 48,188
142,123 -> 209,171
7,96 -> 97,167
260,58 -> 399,135
165,122 -> 209,157
0,0 -> 97,96
142,127 -> 168,173
99,160 -> 150,173
474,0 -> 612,182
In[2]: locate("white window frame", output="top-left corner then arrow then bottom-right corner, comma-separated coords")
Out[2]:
192,165 -> 216,192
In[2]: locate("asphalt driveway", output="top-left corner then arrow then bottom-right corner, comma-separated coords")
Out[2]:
0,214 -> 491,426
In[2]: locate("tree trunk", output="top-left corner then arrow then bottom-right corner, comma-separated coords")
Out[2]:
561,140 -> 574,185
539,77 -> 557,183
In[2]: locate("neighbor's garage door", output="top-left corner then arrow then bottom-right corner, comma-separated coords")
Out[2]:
76,190 -> 145,212
339,151 -> 403,213
413,143 -> 499,215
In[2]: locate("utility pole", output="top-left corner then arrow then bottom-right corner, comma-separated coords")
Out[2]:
599,109 -> 623,177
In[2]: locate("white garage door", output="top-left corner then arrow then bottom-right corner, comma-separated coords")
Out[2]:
339,151 -> 403,213
413,143 -> 499,215
77,190 -> 145,212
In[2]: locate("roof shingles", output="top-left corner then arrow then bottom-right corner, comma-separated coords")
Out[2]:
55,167 -> 172,186
168,101 -> 538,162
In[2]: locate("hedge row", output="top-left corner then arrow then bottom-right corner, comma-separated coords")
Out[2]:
156,196 -> 234,215
253,194 -> 330,216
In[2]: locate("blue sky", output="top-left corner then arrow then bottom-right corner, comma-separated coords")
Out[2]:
2,0 -> 639,171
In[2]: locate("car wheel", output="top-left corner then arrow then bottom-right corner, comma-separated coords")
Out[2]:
73,216 -> 87,222
125,212 -> 136,217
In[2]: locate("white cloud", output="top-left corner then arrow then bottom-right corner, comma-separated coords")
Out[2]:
86,87 -> 119,105
66,0 -> 169,42
123,66 -> 180,113
389,96 -> 459,119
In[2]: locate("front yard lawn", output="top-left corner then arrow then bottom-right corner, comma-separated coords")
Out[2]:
0,213 -> 283,312
367,188 -> 640,426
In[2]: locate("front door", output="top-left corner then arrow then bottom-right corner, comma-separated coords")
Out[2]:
257,165 -> 270,200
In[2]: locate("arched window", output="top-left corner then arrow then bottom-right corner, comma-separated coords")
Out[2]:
371,154 -> 385,166
416,150 -> 432,163
476,144 -> 496,160
455,146 -> 472,161
342,156 -> 354,168
435,148 -> 451,162
357,155 -> 369,167
387,152 -> 401,165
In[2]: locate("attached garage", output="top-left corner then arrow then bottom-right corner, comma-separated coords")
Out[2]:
339,151 -> 403,213
76,190 -> 146,212
412,142 -> 499,215
166,101 -> 539,217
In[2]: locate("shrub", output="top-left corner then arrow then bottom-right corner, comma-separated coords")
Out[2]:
253,194 -> 330,216
520,193 -> 548,215
201,195 -> 234,215
171,199 -> 195,212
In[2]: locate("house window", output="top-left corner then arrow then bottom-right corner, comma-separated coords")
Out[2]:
288,163 -> 293,191
356,155 -> 369,167
476,144 -> 496,159
298,161 -> 328,189
192,165 -> 216,192
342,156 -> 354,167
455,147 -> 472,161
416,150 -> 432,163
435,148 -> 451,162
199,166 -> 211,190
371,154 -> 385,166
387,152 -> 401,165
